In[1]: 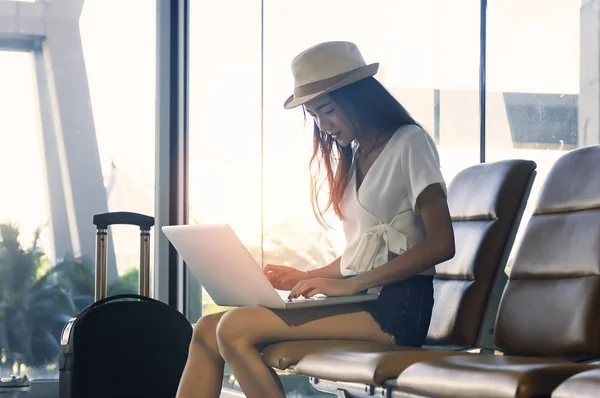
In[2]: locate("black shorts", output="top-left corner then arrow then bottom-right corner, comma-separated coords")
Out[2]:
269,274 -> 434,347
364,275 -> 434,346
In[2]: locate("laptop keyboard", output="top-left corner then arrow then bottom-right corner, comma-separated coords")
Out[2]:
279,292 -> 327,302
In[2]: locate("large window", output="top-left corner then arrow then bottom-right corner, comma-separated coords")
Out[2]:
0,0 -> 594,396
261,0 -> 481,277
187,0 -> 262,321
486,0 -> 585,265
189,0 -> 480,395
0,0 -> 156,382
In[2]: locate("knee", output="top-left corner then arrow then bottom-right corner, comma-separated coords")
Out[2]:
191,312 -> 222,350
216,307 -> 256,360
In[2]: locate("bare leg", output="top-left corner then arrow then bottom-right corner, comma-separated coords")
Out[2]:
216,306 -> 391,398
176,311 -> 227,398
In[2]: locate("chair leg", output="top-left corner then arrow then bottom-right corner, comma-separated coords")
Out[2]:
335,389 -> 351,398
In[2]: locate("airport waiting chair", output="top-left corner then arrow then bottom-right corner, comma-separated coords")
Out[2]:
261,159 -> 537,398
390,145 -> 600,398
552,367 -> 600,398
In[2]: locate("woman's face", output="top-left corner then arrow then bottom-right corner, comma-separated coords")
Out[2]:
304,94 -> 355,147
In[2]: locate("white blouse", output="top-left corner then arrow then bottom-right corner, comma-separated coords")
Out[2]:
339,124 -> 447,278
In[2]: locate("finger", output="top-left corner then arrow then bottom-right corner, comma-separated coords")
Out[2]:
269,278 -> 281,288
263,264 -> 282,274
289,281 -> 305,299
265,272 -> 279,282
304,287 -> 320,298
288,283 -> 299,299
291,278 -> 319,298
296,283 -> 317,299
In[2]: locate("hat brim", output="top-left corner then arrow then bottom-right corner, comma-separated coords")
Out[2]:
283,63 -> 379,110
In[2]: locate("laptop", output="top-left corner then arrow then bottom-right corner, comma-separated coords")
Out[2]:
162,224 -> 379,309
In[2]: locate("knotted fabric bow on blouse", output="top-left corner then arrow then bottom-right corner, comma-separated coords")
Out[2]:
343,213 -> 408,274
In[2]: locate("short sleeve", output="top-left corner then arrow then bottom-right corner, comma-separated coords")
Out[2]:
399,126 -> 447,214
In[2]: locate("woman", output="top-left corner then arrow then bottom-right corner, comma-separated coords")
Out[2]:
176,41 -> 455,398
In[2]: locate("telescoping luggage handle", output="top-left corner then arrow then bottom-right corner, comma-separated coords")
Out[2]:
92,212 -> 155,302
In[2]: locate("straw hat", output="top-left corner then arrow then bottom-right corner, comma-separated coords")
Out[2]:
283,41 -> 379,109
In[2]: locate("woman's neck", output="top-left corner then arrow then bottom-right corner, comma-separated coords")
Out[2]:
356,131 -> 393,158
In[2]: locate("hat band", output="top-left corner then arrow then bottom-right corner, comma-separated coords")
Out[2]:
293,68 -> 359,98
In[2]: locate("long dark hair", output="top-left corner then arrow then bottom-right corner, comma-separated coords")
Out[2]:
307,76 -> 419,228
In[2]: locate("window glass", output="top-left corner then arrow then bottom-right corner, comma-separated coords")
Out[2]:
262,0 -> 481,273
189,0 -> 479,395
486,0 -> 583,267
187,0 -> 262,322
0,0 -> 156,381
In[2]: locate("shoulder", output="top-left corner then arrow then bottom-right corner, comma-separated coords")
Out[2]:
392,124 -> 435,146
390,126 -> 446,211
387,124 -> 439,159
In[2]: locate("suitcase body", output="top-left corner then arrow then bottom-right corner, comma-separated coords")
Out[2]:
58,212 -> 192,398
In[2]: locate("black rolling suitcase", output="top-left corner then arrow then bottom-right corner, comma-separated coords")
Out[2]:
59,212 -> 193,398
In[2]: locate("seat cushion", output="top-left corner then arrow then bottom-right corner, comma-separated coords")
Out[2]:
552,368 -> 600,398
261,340 -> 396,370
394,355 -> 596,398
293,346 -> 471,385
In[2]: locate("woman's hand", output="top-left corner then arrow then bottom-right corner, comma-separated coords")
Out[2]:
288,277 -> 357,299
263,264 -> 309,290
